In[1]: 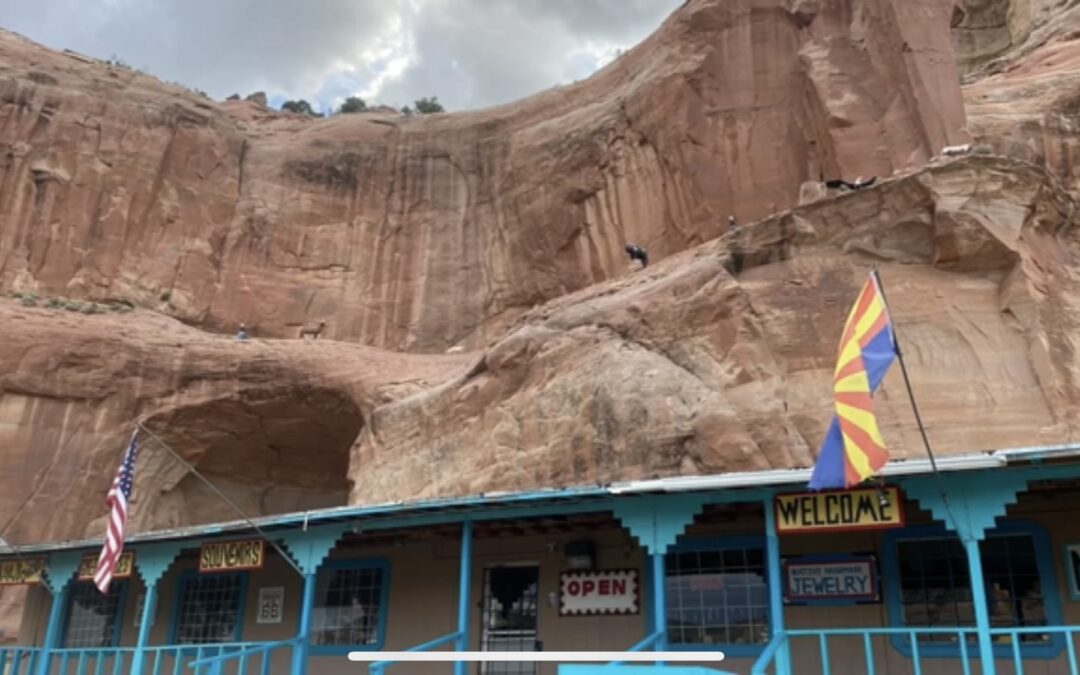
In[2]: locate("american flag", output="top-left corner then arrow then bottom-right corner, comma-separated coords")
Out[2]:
94,430 -> 139,594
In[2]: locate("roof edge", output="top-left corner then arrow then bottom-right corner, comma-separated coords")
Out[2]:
6,442 -> 1079,556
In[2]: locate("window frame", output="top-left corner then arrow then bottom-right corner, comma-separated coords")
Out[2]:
653,534 -> 770,658
881,520 -> 1064,660
61,579 -> 129,648
309,557 -> 391,656
167,570 -> 249,646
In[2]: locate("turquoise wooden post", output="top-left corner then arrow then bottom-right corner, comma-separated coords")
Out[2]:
38,550 -> 85,675
763,494 -> 790,675
291,573 -> 316,675
36,581 -> 69,675
455,521 -> 473,675
131,584 -> 157,674
650,553 -> 666,651
279,523 -> 350,675
965,538 -> 996,675
129,542 -> 182,675
613,493 -> 715,658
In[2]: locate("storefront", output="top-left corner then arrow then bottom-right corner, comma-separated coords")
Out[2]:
5,444 -> 1080,675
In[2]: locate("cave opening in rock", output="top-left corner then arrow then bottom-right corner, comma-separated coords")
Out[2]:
141,387 -> 362,529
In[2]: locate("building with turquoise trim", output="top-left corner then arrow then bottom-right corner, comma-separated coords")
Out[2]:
3,443 -> 1080,675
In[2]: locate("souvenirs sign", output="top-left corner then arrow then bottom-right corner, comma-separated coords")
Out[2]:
560,569 -> 639,616
199,539 -> 264,573
0,558 -> 44,586
774,486 -> 903,534
78,551 -> 133,581
783,556 -> 879,604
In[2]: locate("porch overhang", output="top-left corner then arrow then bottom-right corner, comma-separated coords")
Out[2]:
3,441 -> 1079,557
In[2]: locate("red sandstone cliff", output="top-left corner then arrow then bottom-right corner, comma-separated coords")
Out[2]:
0,0 -> 967,354
1,0 -> 1075,549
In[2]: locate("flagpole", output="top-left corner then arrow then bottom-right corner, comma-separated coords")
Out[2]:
869,267 -> 959,530
134,422 -> 304,577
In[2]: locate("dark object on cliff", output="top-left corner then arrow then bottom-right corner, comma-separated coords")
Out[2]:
826,176 -> 877,191
625,244 -> 649,268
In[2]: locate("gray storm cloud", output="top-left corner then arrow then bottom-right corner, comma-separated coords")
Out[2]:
0,0 -> 681,111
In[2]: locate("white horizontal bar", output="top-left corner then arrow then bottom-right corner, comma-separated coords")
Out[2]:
607,452 -> 1005,494
348,652 -> 725,662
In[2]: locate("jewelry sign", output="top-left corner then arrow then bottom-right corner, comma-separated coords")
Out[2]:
560,569 -> 639,616
783,556 -> 879,604
199,539 -> 264,573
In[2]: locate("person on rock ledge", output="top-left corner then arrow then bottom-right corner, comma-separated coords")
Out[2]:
235,323 -> 249,340
625,243 -> 648,268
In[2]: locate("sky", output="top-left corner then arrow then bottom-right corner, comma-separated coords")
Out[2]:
0,0 -> 683,114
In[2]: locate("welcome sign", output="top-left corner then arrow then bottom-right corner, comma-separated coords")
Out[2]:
783,556 -> 879,604
774,486 -> 903,534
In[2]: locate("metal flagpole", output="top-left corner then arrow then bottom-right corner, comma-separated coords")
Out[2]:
134,421 -> 304,576
869,266 -> 960,532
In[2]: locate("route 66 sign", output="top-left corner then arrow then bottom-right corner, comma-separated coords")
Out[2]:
256,587 -> 285,624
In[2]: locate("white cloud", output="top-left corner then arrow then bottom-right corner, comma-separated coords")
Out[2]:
0,0 -> 681,113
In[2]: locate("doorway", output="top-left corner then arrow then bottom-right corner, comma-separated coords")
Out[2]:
479,564 -> 540,675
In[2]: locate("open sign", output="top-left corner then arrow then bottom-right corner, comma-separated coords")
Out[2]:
560,569 -> 639,616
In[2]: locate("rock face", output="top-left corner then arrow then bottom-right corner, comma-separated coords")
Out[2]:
351,155 -> 1080,502
14,0 -> 1080,647
0,0 -> 966,355
0,0 -> 1076,552
0,305 -> 467,544
958,0 -> 1080,191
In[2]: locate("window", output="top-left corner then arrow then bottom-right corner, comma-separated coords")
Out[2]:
63,581 -> 126,648
663,539 -> 768,654
884,522 -> 1063,659
171,573 -> 246,644
311,560 -> 389,652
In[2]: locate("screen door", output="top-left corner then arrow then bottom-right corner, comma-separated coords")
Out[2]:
479,564 -> 540,675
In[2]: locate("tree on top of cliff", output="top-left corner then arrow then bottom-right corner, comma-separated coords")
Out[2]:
281,99 -> 320,116
338,97 -> 368,114
413,96 -> 444,114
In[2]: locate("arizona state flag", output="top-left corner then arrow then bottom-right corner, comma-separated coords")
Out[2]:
809,271 -> 898,490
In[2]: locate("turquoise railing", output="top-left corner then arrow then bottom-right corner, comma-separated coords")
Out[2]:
751,625 -> 1080,675
749,631 -> 787,675
185,638 -> 300,675
370,630 -> 464,675
43,643 -> 287,675
45,647 -> 128,675
992,626 -> 1080,675
0,647 -> 42,674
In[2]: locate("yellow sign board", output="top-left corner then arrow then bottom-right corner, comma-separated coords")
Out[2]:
0,558 -> 44,586
775,486 -> 904,534
78,551 -> 134,581
199,539 -> 264,573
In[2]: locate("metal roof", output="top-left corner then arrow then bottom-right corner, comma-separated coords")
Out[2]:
5,442 -> 1079,556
